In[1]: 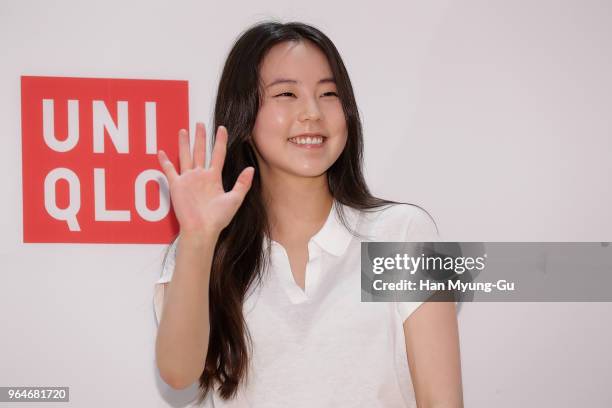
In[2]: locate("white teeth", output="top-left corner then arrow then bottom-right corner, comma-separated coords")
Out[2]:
290,136 -> 324,145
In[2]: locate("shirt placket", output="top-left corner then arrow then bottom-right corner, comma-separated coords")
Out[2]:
304,241 -> 323,300
273,240 -> 324,304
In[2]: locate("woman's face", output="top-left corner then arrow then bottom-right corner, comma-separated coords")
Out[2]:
251,40 -> 348,179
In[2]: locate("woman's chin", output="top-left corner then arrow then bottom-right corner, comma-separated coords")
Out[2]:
289,165 -> 329,179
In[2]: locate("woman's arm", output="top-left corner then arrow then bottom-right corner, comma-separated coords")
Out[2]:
155,231 -> 218,389
154,123 -> 254,389
404,300 -> 464,407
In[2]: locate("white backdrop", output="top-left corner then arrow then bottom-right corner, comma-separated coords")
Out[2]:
2,0 -> 611,406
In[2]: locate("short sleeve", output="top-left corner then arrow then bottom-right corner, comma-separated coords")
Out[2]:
396,206 -> 441,323
153,236 -> 179,325
403,206 -> 440,243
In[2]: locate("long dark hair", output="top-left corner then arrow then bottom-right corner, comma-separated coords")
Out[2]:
161,20 -> 437,403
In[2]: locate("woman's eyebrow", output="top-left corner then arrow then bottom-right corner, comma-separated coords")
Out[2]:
265,77 -> 336,88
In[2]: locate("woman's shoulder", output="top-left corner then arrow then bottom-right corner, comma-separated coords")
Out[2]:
357,202 -> 433,224
356,202 -> 439,241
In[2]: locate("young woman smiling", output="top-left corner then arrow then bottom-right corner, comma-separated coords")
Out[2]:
154,21 -> 463,408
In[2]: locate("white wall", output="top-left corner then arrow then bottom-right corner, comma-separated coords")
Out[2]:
2,0 -> 611,406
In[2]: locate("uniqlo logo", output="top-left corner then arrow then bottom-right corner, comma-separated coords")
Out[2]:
21,76 -> 188,243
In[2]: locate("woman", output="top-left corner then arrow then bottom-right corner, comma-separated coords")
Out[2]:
154,20 -> 463,407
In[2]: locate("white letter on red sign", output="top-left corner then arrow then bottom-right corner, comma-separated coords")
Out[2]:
42,99 -> 79,152
93,101 -> 129,153
134,169 -> 170,221
44,167 -> 81,231
145,101 -> 157,154
94,168 -> 130,221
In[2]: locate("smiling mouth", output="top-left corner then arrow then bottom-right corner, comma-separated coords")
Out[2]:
287,135 -> 327,146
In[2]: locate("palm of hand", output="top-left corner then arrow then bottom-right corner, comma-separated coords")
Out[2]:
156,123 -> 255,236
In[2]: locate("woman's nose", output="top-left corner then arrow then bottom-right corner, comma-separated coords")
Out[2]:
297,97 -> 322,122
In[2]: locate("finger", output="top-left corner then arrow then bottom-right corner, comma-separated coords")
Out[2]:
210,125 -> 228,172
193,122 -> 206,169
178,129 -> 192,173
227,166 -> 255,203
158,150 -> 178,184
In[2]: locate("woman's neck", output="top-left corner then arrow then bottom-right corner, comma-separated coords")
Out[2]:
262,172 -> 333,244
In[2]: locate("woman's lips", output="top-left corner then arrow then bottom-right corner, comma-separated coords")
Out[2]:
287,137 -> 327,149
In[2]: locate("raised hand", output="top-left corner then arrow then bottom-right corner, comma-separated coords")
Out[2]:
157,122 -> 255,238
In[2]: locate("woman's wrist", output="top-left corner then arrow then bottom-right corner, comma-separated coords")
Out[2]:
179,228 -> 220,248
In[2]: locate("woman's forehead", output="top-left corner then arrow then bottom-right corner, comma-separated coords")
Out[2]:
260,40 -> 333,84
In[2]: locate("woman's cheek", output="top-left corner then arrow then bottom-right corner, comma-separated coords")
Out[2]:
263,103 -> 293,126
323,103 -> 346,125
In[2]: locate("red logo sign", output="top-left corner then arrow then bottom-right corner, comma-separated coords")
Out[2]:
21,76 -> 188,243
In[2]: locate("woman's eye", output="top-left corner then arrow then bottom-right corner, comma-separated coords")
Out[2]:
274,91 -> 338,98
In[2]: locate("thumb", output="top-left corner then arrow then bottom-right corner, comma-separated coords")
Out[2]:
227,167 -> 255,204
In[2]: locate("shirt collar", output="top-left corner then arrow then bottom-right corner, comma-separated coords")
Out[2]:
266,200 -> 361,257
310,200 -> 360,256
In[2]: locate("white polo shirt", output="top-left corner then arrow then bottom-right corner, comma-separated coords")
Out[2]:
154,201 -> 440,407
